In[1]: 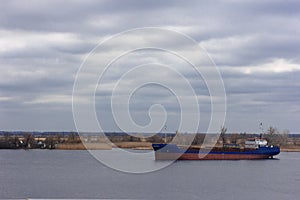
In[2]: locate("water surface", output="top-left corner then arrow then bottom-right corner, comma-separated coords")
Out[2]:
0,150 -> 299,199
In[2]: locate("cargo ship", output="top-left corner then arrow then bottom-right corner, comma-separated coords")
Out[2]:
152,138 -> 280,160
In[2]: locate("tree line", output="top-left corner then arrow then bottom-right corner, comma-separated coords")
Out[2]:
0,128 -> 299,149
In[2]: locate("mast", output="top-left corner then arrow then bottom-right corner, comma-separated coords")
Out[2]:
259,122 -> 264,138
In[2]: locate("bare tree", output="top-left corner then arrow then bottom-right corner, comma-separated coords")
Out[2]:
267,126 -> 277,135
266,126 -> 278,145
45,135 -> 56,149
280,129 -> 289,146
192,134 -> 205,145
23,133 -> 34,149
67,132 -> 77,143
230,133 -> 239,144
220,126 -> 227,148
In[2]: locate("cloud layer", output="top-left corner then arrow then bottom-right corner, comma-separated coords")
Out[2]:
0,0 -> 299,133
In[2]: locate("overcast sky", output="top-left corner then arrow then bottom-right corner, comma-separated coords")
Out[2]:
0,0 -> 299,133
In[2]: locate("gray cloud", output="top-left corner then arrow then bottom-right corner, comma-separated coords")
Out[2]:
0,0 -> 299,133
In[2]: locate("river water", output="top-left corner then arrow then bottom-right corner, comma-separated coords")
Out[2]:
0,149 -> 299,199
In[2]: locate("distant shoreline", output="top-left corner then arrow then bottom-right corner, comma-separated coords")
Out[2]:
1,132 -> 300,151
280,148 -> 300,152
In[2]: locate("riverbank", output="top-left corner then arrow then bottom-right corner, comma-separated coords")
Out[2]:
55,142 -> 153,150
56,143 -> 112,150
280,148 -> 300,152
